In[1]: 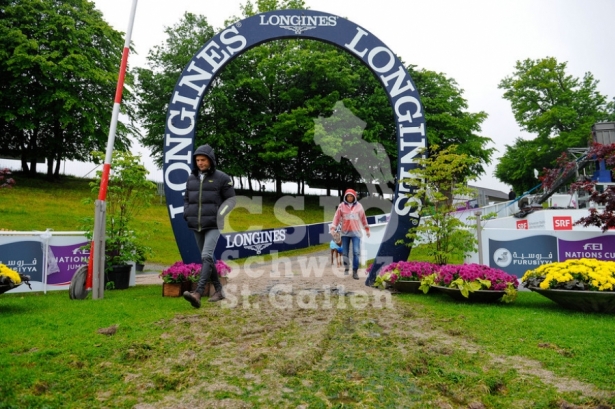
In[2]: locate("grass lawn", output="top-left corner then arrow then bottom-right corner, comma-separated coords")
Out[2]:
1,284 -> 614,408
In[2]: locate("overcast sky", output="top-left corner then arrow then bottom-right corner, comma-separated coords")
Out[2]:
4,0 -> 614,193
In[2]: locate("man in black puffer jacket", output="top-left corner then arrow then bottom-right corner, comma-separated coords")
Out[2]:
182,144 -> 236,307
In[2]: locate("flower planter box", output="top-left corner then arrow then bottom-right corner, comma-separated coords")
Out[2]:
393,280 -> 422,293
162,282 -> 184,297
528,287 -> 615,313
433,286 -> 506,303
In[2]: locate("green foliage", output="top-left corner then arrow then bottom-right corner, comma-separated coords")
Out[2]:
0,0 -> 137,177
450,277 -> 488,298
135,4 -> 493,196
402,145 -> 479,265
134,12 -> 215,165
502,283 -> 518,303
418,273 -> 436,294
82,151 -> 156,266
496,57 -> 615,192
408,65 -> 494,177
373,272 -> 392,290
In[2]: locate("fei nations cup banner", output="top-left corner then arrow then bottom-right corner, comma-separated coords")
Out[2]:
162,10 -> 427,283
0,234 -> 88,293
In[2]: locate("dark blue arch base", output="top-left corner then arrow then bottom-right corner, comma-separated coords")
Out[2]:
162,9 -> 427,285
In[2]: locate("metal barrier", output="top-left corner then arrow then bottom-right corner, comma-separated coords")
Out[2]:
156,182 -> 165,204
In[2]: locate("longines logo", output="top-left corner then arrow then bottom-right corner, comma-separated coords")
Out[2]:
223,229 -> 286,253
245,243 -> 273,255
259,14 -> 338,35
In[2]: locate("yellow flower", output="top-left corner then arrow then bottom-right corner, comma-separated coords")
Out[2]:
523,258 -> 615,291
0,263 -> 21,285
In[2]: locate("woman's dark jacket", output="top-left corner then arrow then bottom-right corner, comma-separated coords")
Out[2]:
183,144 -> 236,231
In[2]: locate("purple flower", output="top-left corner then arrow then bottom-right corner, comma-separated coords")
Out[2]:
216,260 -> 232,277
160,261 -> 201,283
160,260 -> 232,283
435,263 -> 518,290
380,261 -> 440,283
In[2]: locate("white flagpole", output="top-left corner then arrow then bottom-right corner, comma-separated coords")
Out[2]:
88,0 -> 139,299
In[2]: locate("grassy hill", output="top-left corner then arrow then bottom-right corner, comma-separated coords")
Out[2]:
0,172 -> 386,265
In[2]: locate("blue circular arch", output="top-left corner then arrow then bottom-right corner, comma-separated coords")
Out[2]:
162,9 -> 426,283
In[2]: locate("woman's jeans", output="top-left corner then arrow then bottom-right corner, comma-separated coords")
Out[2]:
341,235 -> 361,271
193,229 -> 221,294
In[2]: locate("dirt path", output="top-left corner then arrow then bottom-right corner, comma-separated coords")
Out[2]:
133,250 -> 613,406
136,249 -> 376,297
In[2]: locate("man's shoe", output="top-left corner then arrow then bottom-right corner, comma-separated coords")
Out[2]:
352,270 -> 359,280
183,291 -> 201,308
344,269 -> 349,275
208,290 -> 225,302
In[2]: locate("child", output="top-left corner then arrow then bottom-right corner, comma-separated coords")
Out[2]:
330,232 -> 343,267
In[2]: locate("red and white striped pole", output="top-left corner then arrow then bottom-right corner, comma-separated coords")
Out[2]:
87,0 -> 139,298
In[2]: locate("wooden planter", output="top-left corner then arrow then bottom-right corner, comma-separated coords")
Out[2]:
162,282 -> 184,297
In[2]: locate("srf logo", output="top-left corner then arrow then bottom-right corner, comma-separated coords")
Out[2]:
553,216 -> 573,230
516,220 -> 528,230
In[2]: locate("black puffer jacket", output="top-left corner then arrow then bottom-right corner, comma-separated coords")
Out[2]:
183,144 -> 236,231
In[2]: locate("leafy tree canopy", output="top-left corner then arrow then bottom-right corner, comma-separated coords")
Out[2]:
0,0 -> 138,178
496,57 -> 615,193
135,0 -> 493,195
408,66 -> 492,177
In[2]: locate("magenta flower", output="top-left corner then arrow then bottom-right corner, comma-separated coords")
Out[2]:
160,261 -> 197,283
215,260 -> 232,277
380,261 -> 440,283
435,263 -> 518,290
160,260 -> 232,283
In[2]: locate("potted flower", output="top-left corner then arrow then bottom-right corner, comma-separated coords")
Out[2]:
421,263 -> 519,303
375,261 -> 439,293
160,261 -> 201,297
161,260 -> 232,297
0,263 -> 31,295
522,258 -> 615,312
82,151 -> 156,289
215,260 -> 232,278
0,168 -> 16,189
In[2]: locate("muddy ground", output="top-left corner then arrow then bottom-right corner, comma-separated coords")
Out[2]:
136,249 -> 375,297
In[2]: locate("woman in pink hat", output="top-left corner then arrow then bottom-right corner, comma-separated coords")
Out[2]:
330,189 -> 370,279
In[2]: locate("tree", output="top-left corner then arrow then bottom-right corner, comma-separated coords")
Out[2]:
495,137 -> 550,194
0,0 -> 136,178
134,12 -> 216,167
408,66 -> 493,177
135,1 -> 494,195
496,57 -> 615,192
401,145 -> 479,265
552,143 -> 615,232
